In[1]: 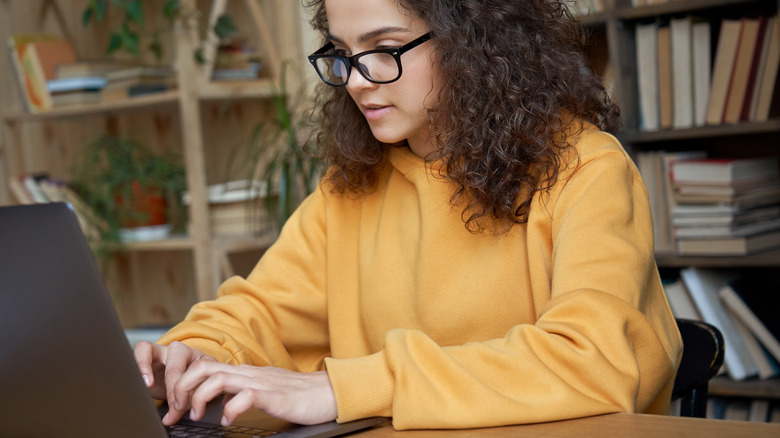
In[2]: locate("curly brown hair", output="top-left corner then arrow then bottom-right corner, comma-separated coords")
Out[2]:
305,0 -> 621,232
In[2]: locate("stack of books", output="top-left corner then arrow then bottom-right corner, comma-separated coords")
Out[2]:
211,39 -> 261,81
183,180 -> 271,237
670,157 -> 780,256
55,62 -> 176,103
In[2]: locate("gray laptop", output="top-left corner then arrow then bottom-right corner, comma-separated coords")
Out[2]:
0,203 -> 388,438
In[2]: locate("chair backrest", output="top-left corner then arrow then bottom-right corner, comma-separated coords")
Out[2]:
671,318 -> 725,418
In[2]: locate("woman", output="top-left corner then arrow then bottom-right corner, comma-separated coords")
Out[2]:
135,0 -> 682,430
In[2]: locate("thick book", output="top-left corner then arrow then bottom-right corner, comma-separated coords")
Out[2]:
692,20 -> 711,126
676,229 -> 780,256
720,275 -> 780,364
723,17 -> 762,124
740,16 -> 770,121
671,157 -> 779,185
706,19 -> 743,125
636,22 -> 660,131
753,15 -> 780,122
657,24 -> 673,130
680,267 -> 757,380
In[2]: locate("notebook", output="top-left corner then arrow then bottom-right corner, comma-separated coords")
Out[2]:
0,203 -> 388,438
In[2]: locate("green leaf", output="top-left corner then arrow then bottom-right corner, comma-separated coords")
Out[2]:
193,48 -> 205,65
122,30 -> 140,56
149,36 -> 163,61
125,0 -> 144,24
107,33 -> 123,54
163,0 -> 180,19
213,14 -> 238,39
82,7 -> 93,27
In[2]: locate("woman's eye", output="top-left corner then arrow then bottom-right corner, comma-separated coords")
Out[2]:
334,49 -> 350,57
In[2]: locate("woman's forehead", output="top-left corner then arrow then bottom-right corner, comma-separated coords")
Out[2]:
324,0 -> 420,39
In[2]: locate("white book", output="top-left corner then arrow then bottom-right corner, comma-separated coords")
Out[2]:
636,22 -> 659,131
671,16 -> 694,129
680,267 -> 758,381
663,280 -> 700,320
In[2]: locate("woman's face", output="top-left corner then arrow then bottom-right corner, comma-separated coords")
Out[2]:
324,0 -> 443,158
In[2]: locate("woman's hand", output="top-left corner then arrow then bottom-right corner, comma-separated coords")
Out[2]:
133,341 -> 338,427
179,363 -> 338,426
133,340 -> 219,425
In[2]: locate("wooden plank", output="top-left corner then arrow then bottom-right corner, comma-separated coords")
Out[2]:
177,0 -> 216,301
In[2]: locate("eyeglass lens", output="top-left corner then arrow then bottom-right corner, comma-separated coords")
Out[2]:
314,52 -> 400,85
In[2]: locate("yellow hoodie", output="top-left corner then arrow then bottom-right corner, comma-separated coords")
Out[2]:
158,126 -> 682,430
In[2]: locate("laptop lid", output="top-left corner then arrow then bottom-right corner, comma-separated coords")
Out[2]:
0,203 -> 387,438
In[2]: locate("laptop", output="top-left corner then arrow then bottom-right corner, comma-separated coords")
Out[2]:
0,203 -> 389,438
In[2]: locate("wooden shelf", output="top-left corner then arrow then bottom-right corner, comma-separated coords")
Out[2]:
656,249 -> 780,268
1,90 -> 180,122
619,119 -> 780,144
615,0 -> 769,20
709,376 -> 780,400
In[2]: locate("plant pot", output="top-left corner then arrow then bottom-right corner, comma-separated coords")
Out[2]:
115,181 -> 172,242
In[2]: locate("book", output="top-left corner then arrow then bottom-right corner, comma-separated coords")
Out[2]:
671,157 -> 779,185
657,24 -> 673,129
8,175 -> 34,204
740,16 -> 770,121
692,20 -> 711,126
663,279 -> 701,320
46,76 -> 106,93
753,15 -> 780,122
706,19 -> 743,125
672,205 -> 780,226
7,34 -> 59,112
748,15 -> 776,120
680,267 -> 757,381
723,17 -> 762,124
50,89 -> 101,106
726,307 -> 779,379
671,16 -> 694,129
749,399 -> 771,423
674,217 -> 780,239
720,275 -> 780,364
673,182 -> 780,205
55,60 -> 138,79
23,39 -> 76,81
636,22 -> 659,131
676,229 -> 780,256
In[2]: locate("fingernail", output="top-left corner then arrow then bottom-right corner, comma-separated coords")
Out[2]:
142,375 -> 152,387
221,416 -> 229,426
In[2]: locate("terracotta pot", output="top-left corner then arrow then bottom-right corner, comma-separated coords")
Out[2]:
115,181 -> 168,228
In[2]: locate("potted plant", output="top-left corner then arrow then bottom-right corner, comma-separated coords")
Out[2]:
240,65 -> 323,231
69,134 -> 187,258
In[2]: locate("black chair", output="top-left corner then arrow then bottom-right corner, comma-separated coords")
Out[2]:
671,318 -> 725,418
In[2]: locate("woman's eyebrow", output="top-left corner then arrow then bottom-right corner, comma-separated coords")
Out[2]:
328,26 -> 411,45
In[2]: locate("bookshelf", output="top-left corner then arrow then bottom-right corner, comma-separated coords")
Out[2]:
578,0 -> 780,419
0,0 -> 307,327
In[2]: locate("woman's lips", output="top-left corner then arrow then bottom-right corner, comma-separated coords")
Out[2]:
363,105 -> 392,121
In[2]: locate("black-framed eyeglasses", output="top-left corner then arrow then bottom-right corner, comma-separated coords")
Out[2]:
308,32 -> 432,87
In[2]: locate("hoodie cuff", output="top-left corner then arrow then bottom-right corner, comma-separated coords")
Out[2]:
325,352 -> 394,422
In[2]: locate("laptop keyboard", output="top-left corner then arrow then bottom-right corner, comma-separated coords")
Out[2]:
166,422 -> 278,437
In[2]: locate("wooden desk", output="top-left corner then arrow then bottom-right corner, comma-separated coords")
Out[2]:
358,413 -> 780,437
